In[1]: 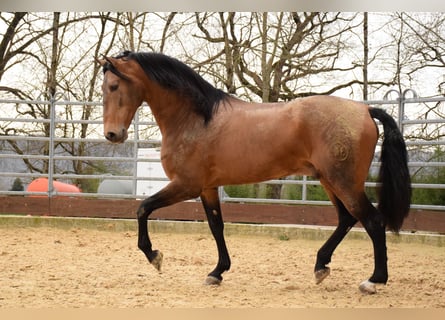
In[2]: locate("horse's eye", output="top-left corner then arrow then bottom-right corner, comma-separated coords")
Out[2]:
110,84 -> 119,92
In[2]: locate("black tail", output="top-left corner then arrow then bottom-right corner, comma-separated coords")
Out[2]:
369,107 -> 411,233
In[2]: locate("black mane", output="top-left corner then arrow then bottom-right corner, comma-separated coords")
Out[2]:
112,51 -> 229,124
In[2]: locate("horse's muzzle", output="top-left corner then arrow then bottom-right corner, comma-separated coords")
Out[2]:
105,129 -> 127,143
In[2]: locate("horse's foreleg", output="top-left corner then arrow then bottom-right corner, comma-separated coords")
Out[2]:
200,188 -> 231,285
314,195 -> 357,284
137,182 -> 198,272
137,200 -> 161,270
359,202 -> 388,294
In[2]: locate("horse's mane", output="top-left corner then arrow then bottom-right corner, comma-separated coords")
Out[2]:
113,51 -> 229,124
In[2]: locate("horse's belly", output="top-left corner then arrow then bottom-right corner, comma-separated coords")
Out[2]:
205,152 -> 314,187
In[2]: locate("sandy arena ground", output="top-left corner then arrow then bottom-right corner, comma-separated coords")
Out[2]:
0,226 -> 444,308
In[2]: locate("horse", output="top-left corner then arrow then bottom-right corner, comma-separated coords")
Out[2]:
97,51 -> 411,294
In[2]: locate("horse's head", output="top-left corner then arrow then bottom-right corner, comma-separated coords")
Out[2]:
97,55 -> 145,143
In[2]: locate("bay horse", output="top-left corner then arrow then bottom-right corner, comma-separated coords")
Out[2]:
97,51 -> 411,294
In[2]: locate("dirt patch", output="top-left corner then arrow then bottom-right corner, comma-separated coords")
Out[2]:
0,226 -> 443,308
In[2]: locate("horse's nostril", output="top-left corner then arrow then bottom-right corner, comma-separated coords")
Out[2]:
105,128 -> 127,143
105,131 -> 116,141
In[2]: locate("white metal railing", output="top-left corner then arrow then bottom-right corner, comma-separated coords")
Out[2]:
0,90 -> 444,211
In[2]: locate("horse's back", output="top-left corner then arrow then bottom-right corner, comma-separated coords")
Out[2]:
290,95 -> 376,148
289,95 -> 371,126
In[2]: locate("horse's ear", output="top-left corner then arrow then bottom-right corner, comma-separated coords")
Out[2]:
104,56 -> 121,66
99,56 -> 131,81
95,56 -> 106,66
94,55 -> 119,67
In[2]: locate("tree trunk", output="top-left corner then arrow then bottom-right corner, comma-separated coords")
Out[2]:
363,12 -> 369,100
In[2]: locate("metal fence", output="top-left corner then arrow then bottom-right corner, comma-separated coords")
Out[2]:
0,89 -> 444,211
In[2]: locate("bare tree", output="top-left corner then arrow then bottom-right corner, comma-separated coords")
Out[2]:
0,13 -> 121,189
190,12 -> 366,198
363,12 -> 369,100
0,12 -> 27,83
399,12 -> 445,95
1,11 -> 444,193
191,12 -> 371,103
0,12 -> 182,189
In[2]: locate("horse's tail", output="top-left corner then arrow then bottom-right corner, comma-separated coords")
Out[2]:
368,107 -> 411,233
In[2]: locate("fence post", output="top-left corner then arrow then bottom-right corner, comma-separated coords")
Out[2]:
302,175 -> 308,202
133,110 -> 140,197
382,88 -> 417,132
382,89 -> 402,129
48,94 -> 56,198
47,92 -> 67,198
400,89 -> 418,135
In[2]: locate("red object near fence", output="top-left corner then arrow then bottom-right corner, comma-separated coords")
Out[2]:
27,178 -> 81,197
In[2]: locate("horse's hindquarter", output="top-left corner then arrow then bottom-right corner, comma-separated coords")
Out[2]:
298,96 -> 378,188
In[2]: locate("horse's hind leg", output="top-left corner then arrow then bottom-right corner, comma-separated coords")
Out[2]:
358,200 -> 388,294
330,191 -> 388,294
314,191 -> 358,284
200,188 -> 231,285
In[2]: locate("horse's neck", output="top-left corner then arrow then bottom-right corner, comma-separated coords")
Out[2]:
142,83 -> 190,131
148,98 -> 202,137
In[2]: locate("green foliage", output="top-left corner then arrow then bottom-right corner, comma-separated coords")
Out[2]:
75,160 -> 129,194
224,184 -> 257,198
224,161 -> 445,206
281,183 -> 302,200
411,170 -> 445,205
278,233 -> 290,241
225,139 -> 445,207
224,178 -> 330,202
365,174 -> 378,203
10,178 -> 24,191
306,185 -> 329,201
78,178 -> 100,194
411,186 -> 445,205
410,147 -> 445,206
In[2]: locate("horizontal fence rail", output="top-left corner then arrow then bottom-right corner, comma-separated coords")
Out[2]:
0,89 -> 444,214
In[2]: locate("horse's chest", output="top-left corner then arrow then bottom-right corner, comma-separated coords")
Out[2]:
160,140 -> 207,181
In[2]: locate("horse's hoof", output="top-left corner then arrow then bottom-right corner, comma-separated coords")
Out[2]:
150,250 -> 163,272
204,276 -> 222,286
359,280 -> 377,294
314,267 -> 330,284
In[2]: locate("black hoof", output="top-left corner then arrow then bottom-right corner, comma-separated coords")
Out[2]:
314,267 -> 330,284
149,250 -> 163,272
